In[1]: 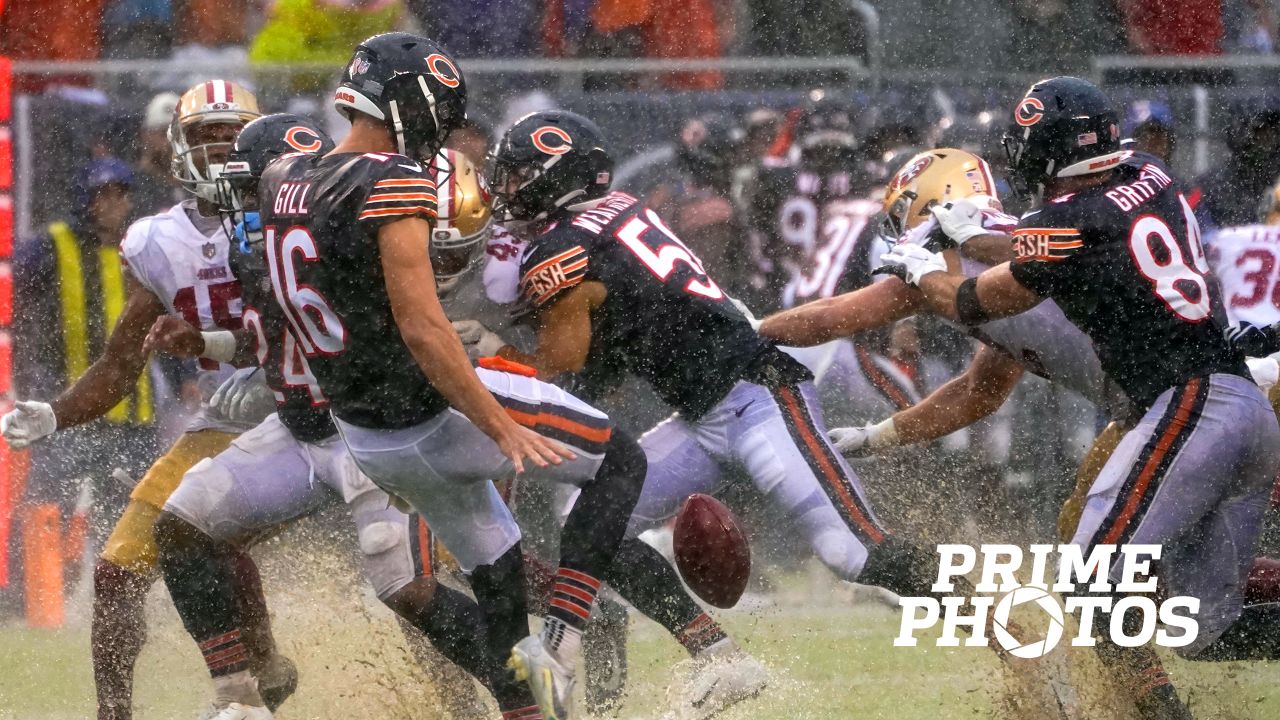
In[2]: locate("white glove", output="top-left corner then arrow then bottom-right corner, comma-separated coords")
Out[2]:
878,243 -> 948,287
929,198 -> 987,245
829,418 -> 899,458
1247,356 -> 1280,393
727,295 -> 762,332
1,401 -> 57,450
452,320 -> 508,361
209,368 -> 277,426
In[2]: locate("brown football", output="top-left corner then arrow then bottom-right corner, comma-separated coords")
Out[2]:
672,493 -> 751,609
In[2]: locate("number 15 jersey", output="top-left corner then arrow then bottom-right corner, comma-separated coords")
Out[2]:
257,151 -> 449,430
1008,153 -> 1246,411
519,191 -> 808,420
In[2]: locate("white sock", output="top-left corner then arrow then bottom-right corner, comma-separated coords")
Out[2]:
540,616 -> 582,668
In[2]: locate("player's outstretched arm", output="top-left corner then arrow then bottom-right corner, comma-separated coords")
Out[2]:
959,233 -> 1016,266
49,275 -> 165,429
758,279 -> 925,347
893,344 -> 1024,444
914,261 -> 1043,325
378,217 -> 576,473
142,315 -> 257,367
498,282 -> 605,378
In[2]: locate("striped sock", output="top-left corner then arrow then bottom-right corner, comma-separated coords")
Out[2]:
542,567 -> 602,662
677,613 -> 729,656
199,629 -> 250,678
501,704 -> 544,720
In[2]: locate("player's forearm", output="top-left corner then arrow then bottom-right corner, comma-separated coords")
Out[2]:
960,233 -> 1015,266
50,353 -> 148,428
892,372 -> 1011,445
915,272 -> 967,322
229,329 -> 261,368
403,316 -> 512,436
759,281 -> 923,346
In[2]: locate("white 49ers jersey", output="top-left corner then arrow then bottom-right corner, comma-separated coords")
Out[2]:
120,200 -> 249,433
441,226 -> 536,353
1205,223 -> 1280,328
902,208 -> 1132,420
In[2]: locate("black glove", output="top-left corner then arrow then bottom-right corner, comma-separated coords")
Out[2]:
1225,321 -> 1280,357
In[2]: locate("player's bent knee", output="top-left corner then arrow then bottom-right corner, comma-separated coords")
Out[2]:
162,457 -> 238,541
358,520 -> 402,556
599,430 -> 648,498
152,510 -> 211,559
382,576 -> 440,620
101,500 -> 164,571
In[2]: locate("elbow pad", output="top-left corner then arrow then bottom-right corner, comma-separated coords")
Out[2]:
956,277 -> 992,326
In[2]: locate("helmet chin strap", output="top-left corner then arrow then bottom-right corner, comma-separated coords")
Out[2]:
388,99 -> 407,156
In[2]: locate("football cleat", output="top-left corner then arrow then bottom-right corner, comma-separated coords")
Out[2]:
204,703 -> 274,720
661,643 -> 768,720
583,596 -> 629,715
509,635 -> 576,720
257,654 -> 298,712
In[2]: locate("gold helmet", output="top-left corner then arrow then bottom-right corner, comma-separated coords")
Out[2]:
881,148 -> 1001,239
1261,179 -> 1280,225
431,149 -> 494,293
169,80 -> 262,203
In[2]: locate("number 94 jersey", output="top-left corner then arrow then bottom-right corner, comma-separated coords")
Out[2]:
520,192 -> 800,419
1008,152 -> 1246,411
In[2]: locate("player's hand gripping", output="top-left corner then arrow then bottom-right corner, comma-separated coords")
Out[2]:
929,198 -> 987,246
1,401 -> 57,449
875,243 -> 947,286
829,419 -> 898,457
144,314 -> 204,357
493,421 -> 577,475
452,320 -> 508,361
209,367 -> 277,426
1225,321 -> 1280,358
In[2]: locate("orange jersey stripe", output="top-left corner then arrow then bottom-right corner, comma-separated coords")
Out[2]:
555,583 -> 596,605
416,517 -> 433,578
1014,227 -> 1081,236
358,206 -> 438,220
366,192 -> 436,202
550,597 -> 591,619
375,178 -> 437,188
522,247 -> 586,283
502,406 -> 612,445
1101,379 -> 1201,545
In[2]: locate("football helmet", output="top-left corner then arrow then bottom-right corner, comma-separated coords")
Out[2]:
489,110 -> 613,223
676,112 -> 743,190
1002,76 -> 1124,198
431,148 -> 493,293
335,32 -> 467,162
215,113 -> 334,251
795,88 -> 859,153
169,80 -> 262,203
882,148 -> 1001,239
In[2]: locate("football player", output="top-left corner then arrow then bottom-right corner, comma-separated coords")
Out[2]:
255,33 -> 651,720
878,76 -> 1279,719
0,80 -> 296,720
480,109 -> 1033,708
144,116 -> 511,720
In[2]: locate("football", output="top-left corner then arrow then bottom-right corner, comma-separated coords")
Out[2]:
672,493 -> 751,608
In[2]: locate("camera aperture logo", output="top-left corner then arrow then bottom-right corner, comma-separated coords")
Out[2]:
895,544 -> 1199,658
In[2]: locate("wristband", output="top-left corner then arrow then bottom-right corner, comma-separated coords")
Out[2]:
199,330 -> 237,363
865,417 -> 900,450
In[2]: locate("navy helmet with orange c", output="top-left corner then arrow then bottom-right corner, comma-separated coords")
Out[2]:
1002,76 -> 1124,198
489,110 -> 614,223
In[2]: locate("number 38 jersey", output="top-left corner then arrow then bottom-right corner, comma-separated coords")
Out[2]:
519,192 -> 808,419
119,200 -> 247,433
256,151 -> 449,430
1008,152 -> 1246,411
1204,223 -> 1280,329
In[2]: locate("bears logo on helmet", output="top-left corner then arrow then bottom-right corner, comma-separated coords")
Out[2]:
285,126 -> 324,153
1015,97 -> 1045,127
532,126 -> 573,156
426,53 -> 461,88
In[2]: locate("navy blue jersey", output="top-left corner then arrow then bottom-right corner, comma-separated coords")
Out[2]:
257,151 -> 448,429
230,244 -> 335,443
1008,153 -> 1246,411
519,192 -> 808,419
